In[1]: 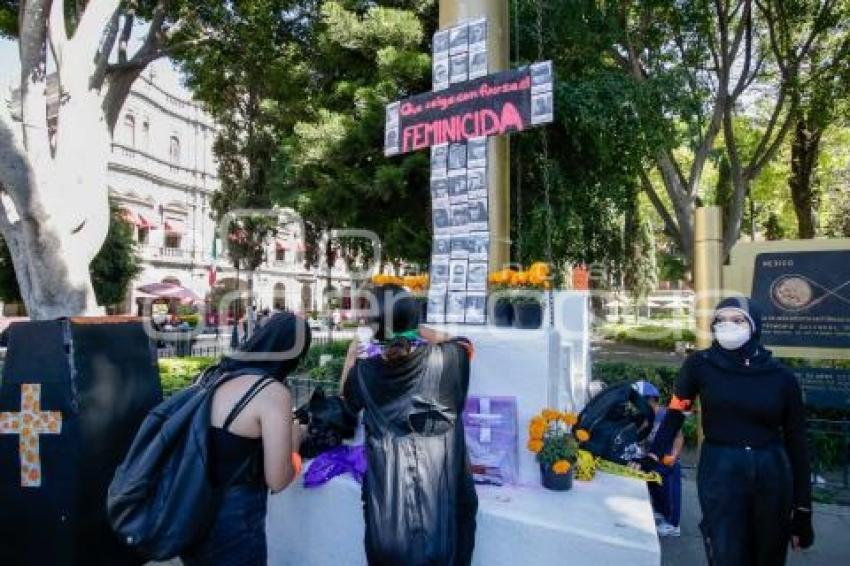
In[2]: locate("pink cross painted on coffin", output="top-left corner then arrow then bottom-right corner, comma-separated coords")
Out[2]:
0,384 -> 62,487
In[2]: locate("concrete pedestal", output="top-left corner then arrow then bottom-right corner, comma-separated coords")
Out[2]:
267,472 -> 660,566
425,324 -> 562,485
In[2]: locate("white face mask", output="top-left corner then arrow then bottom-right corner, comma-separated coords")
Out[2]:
714,322 -> 752,350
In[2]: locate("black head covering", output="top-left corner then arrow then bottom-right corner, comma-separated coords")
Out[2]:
369,284 -> 421,342
209,311 -> 311,382
706,296 -> 778,372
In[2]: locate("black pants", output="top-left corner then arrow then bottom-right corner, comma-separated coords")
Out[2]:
697,442 -> 792,566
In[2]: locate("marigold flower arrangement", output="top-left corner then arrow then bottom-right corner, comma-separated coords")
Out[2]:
371,274 -> 428,294
526,408 -> 587,476
508,262 -> 552,305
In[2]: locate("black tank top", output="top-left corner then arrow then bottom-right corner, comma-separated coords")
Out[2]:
209,376 -> 274,486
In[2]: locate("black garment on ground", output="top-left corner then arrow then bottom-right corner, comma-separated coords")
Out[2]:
698,442 -> 792,566
344,339 -> 478,566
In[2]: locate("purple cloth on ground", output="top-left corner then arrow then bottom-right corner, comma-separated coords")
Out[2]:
303,445 -> 367,488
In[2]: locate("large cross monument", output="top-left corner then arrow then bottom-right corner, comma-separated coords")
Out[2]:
385,0 -> 554,325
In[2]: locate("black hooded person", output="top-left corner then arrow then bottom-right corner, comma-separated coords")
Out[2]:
339,284 -> 479,566
183,312 -> 311,566
641,297 -> 813,566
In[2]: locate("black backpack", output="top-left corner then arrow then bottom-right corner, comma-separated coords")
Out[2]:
576,382 -> 655,464
358,345 -> 459,566
295,386 -> 358,459
106,371 -> 271,560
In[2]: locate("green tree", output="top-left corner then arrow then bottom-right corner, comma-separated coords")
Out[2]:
0,205 -> 142,310
276,0 -> 436,269
533,0 -> 849,262
178,0 -> 313,311
623,193 -> 658,317
91,205 -> 144,308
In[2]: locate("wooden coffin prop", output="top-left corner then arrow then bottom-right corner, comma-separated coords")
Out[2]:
0,317 -> 162,565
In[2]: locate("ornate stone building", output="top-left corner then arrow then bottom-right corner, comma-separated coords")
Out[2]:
109,63 -> 352,317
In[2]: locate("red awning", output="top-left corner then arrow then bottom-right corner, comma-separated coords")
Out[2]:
164,219 -> 186,235
137,282 -> 200,304
137,214 -> 155,229
275,239 -> 289,251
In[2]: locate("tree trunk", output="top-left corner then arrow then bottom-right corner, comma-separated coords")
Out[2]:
788,117 -> 822,239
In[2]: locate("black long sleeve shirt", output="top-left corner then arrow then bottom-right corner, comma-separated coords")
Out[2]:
652,346 -> 811,508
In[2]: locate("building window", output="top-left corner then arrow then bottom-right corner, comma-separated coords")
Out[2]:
275,248 -> 286,262
124,114 -> 135,147
165,234 -> 181,249
169,135 -> 181,165
142,120 -> 150,151
138,227 -> 149,245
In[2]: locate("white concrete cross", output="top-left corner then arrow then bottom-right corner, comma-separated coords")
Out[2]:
0,384 -> 62,487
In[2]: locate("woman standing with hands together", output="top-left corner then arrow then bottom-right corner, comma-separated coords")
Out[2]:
641,297 -> 813,565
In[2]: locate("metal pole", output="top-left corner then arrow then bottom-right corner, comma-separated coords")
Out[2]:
693,206 -> 723,447
439,0 -> 510,272
694,206 -> 724,349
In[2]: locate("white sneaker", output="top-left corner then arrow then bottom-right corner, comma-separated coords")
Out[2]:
657,522 -> 681,537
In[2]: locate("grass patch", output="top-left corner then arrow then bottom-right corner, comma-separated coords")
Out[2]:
598,322 -> 696,351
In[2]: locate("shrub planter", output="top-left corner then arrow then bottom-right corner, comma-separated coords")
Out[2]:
492,300 -> 514,327
513,302 -> 542,329
541,464 -> 574,491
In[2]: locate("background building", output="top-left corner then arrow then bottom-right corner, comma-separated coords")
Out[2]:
104,62 -> 354,318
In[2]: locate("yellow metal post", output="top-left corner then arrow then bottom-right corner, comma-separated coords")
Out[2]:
693,206 -> 723,446
439,0 -> 511,271
694,207 -> 724,349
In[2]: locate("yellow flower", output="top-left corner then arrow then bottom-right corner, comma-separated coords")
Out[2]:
541,408 -> 560,422
530,416 -> 546,428
552,460 -> 571,475
527,439 -> 544,454
529,262 -> 550,277
513,271 -> 529,286
528,421 -> 546,441
561,412 -> 578,426
575,429 -> 590,443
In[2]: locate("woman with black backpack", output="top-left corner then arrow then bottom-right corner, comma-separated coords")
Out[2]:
341,284 -> 478,566
182,312 -> 311,565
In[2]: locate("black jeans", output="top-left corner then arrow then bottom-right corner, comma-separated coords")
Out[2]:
182,485 -> 267,566
697,442 -> 793,566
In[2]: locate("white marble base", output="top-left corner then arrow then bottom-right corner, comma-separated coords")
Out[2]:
266,472 -> 660,566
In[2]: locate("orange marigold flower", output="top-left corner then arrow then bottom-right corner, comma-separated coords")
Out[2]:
529,261 -> 550,277
527,439 -> 544,454
541,408 -> 560,422
575,429 -> 591,443
529,422 -> 546,440
513,271 -> 529,285
561,412 -> 578,426
552,460 -> 571,475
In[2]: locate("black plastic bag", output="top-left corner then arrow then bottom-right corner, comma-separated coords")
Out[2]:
296,387 -> 357,459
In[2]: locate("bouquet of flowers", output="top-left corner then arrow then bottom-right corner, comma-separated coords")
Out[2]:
510,262 -> 551,305
527,409 -> 590,478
